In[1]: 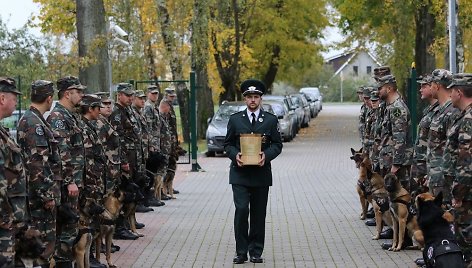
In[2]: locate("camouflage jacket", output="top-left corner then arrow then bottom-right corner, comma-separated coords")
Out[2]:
47,103 -> 85,186
163,98 -> 178,144
0,126 -> 28,224
109,103 -> 139,167
363,107 -> 375,152
379,97 -> 413,168
414,101 -> 440,164
144,100 -> 160,152
359,104 -> 367,144
132,105 -> 149,161
17,107 -> 60,210
159,113 -> 172,158
93,115 -> 121,180
455,104 -> 472,186
443,108 -> 464,178
427,100 -> 461,172
81,117 -> 106,196
371,103 -> 385,166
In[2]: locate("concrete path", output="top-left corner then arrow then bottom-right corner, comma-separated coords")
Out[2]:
110,104 -> 420,268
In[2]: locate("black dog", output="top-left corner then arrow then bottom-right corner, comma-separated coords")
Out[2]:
416,192 -> 465,267
15,225 -> 45,267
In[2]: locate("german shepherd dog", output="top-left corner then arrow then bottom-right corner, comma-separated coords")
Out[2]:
14,225 -> 45,268
121,179 -> 145,237
416,192 -> 464,267
384,173 -> 423,251
350,148 -> 372,220
95,187 -> 126,268
146,151 -> 166,202
357,155 -> 393,240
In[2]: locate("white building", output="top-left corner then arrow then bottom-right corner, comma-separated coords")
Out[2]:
326,50 -> 381,80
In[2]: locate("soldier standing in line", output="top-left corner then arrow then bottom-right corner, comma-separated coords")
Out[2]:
446,74 -> 472,263
161,88 -> 180,198
16,80 -> 60,267
143,85 -> 165,207
410,75 -> 439,196
109,83 -> 140,240
0,77 -> 28,267
367,90 -> 380,168
377,75 -> 413,189
358,86 -> 368,145
426,69 -> 461,204
131,90 -> 153,213
79,94 -> 107,268
158,100 -> 174,201
47,76 -> 85,268
362,86 -> 374,154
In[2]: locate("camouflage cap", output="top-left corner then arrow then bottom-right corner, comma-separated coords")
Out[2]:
0,77 -> 21,95
80,94 -> 101,107
431,69 -> 452,86
370,90 -> 380,101
164,87 -> 177,96
146,84 -> 159,93
116,83 -> 134,95
356,86 -> 364,94
57,76 -> 85,91
417,75 -> 433,85
240,79 -> 266,96
362,86 -> 373,98
95,91 -> 112,103
373,66 -> 391,79
31,80 -> 54,97
447,73 -> 472,89
134,90 -> 146,98
375,74 -> 396,88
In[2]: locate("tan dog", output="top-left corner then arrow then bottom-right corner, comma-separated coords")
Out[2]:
358,156 -> 393,240
350,148 -> 372,220
96,190 -> 125,268
384,173 -> 423,251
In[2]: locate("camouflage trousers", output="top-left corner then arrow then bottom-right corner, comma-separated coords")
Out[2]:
31,207 -> 56,261
454,200 -> 472,261
55,195 -> 78,262
428,167 -> 453,204
0,227 -> 14,267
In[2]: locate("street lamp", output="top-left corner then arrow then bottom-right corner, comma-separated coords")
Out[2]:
108,20 -> 130,96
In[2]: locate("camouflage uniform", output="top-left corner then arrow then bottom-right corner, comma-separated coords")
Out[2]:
0,77 -> 28,266
427,100 -> 460,201
161,90 -> 179,190
17,81 -> 61,262
46,77 -> 85,262
371,101 -> 385,172
157,113 -> 172,177
359,103 -> 367,145
131,99 -> 151,195
93,114 -> 121,194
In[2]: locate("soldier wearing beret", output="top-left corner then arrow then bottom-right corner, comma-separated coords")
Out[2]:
0,77 -> 28,267
109,83 -> 140,240
224,79 -> 283,264
16,80 -> 60,266
46,76 -> 85,266
410,75 -> 439,195
426,69 -> 461,204
377,75 -> 413,190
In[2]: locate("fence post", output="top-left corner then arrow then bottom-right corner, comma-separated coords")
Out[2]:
408,63 -> 418,143
190,71 -> 201,171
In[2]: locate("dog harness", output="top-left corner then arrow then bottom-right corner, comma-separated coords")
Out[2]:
357,179 -> 372,197
373,193 -> 389,213
391,198 -> 416,222
426,239 -> 463,267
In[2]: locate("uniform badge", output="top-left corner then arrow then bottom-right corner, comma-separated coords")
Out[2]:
427,246 -> 434,260
463,120 -> 471,133
261,135 -> 267,144
35,126 -> 44,136
258,118 -> 263,122
114,114 -> 121,122
55,120 -> 65,130
392,108 -> 401,118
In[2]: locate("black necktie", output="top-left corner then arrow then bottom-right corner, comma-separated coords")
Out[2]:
251,112 -> 256,127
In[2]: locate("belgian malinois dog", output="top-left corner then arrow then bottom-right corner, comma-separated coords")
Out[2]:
358,156 -> 393,240
350,148 -> 372,220
15,225 -> 45,268
384,173 -> 423,251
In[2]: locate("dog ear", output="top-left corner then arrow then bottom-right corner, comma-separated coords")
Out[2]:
359,148 -> 363,153
434,191 -> 443,207
350,148 -> 355,155
442,211 -> 454,223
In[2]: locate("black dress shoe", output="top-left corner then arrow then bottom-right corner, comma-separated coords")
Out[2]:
136,204 -> 154,213
381,242 -> 392,250
365,208 -> 375,219
148,199 -> 165,207
100,243 -> 116,253
233,255 -> 247,264
161,194 -> 171,200
414,257 -> 425,266
173,189 -> 180,194
113,229 -> 139,240
379,228 -> 393,239
250,256 -> 263,263
89,256 -> 107,268
111,243 -> 120,252
135,222 -> 145,229
365,219 -> 376,226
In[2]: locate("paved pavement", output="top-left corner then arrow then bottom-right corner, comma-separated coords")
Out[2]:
110,104 -> 420,267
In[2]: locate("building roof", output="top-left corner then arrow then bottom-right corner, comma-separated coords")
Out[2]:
325,49 -> 382,78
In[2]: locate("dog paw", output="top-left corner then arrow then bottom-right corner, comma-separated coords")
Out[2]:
371,235 -> 379,240
360,215 -> 366,220
388,247 -> 394,251
393,247 -> 401,252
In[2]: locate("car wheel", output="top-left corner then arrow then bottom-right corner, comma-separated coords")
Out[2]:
205,151 -> 216,157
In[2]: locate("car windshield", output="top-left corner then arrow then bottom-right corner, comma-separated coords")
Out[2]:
214,104 -> 244,120
291,96 -> 300,106
267,103 -> 285,116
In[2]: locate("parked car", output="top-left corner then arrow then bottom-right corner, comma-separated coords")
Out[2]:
301,92 -> 318,118
205,101 -> 275,156
300,87 -> 322,112
290,94 -> 310,128
264,100 -> 294,142
0,110 -> 25,140
263,95 -> 298,136
43,100 -> 59,120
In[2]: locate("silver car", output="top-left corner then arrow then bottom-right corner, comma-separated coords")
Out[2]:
264,100 -> 294,142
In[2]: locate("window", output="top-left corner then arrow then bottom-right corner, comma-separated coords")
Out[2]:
353,66 -> 358,76
367,66 -> 372,75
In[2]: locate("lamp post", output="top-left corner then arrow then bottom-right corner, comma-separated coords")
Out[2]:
340,70 -> 344,103
448,0 -> 457,73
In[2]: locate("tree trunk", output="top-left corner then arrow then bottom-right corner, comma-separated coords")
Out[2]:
192,0 -> 214,139
414,1 -> 436,76
262,44 -> 281,94
156,0 -> 190,143
76,0 -> 110,93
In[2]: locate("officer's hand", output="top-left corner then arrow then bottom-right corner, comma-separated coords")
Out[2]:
258,152 -> 265,167
67,183 -> 79,197
236,153 -> 243,167
44,200 -> 55,210
452,198 -> 463,208
122,163 -> 130,172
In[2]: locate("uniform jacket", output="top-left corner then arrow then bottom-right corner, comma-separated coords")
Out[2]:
144,100 -> 160,152
224,109 -> 282,187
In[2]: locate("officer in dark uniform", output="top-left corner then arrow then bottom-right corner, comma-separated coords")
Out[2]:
224,79 -> 283,264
